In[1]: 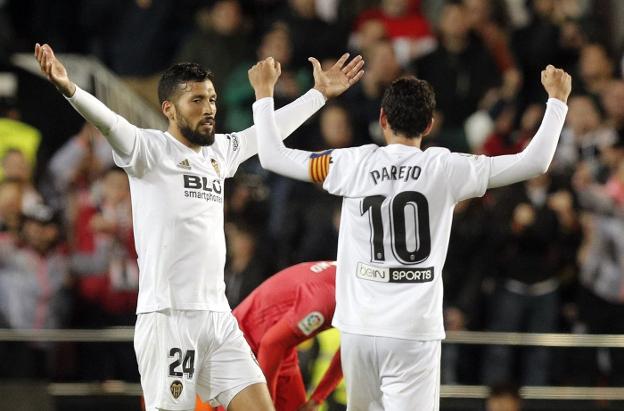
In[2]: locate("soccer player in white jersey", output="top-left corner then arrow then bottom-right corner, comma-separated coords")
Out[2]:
248,59 -> 571,410
34,43 -> 364,411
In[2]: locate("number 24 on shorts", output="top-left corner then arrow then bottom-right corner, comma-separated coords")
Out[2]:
169,348 -> 195,379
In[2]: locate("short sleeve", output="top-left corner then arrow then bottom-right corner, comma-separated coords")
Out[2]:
211,132 -> 247,178
112,129 -> 161,178
322,144 -> 378,196
444,153 -> 492,202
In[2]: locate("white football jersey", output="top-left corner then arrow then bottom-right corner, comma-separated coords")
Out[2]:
113,129 -> 246,313
320,144 -> 492,340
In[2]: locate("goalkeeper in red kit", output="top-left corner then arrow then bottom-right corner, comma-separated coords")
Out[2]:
234,261 -> 341,411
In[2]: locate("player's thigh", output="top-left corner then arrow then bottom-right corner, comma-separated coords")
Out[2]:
135,311 -> 202,411
197,312 -> 267,409
275,365 -> 307,411
341,333 -> 383,411
378,339 -> 441,411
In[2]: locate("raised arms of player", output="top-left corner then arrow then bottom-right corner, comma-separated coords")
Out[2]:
486,65 -> 571,188
248,55 -> 365,181
253,63 -> 570,195
35,43 -> 137,157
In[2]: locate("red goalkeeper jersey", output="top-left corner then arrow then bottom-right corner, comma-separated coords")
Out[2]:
234,261 -> 336,353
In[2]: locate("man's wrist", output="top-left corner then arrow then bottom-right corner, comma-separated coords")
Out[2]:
254,87 -> 273,100
313,85 -> 329,100
60,82 -> 77,98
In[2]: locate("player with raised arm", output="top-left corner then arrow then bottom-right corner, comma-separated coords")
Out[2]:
232,261 -> 341,411
34,43 -> 362,411
248,58 -> 570,410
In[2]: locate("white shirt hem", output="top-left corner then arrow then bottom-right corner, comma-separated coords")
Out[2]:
333,321 -> 446,341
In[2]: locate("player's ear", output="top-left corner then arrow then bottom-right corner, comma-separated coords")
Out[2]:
379,108 -> 388,130
422,117 -> 435,137
162,100 -> 175,122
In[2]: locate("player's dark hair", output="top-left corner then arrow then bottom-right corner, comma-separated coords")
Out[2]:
381,76 -> 436,139
158,63 -> 214,105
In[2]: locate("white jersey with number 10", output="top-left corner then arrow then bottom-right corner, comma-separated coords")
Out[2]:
321,144 -> 491,340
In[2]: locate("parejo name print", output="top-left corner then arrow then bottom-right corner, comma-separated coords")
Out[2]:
370,165 -> 422,185
183,174 -> 223,204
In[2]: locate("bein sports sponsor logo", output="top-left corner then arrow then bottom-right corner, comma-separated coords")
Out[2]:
357,262 -> 389,283
356,262 -> 434,283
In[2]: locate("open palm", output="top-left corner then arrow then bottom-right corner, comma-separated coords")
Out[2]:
310,53 -> 365,99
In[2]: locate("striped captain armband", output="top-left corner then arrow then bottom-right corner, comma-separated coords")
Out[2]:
309,150 -> 333,183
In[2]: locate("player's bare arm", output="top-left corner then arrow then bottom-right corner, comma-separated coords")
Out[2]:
250,54 -> 364,182
485,65 -> 571,189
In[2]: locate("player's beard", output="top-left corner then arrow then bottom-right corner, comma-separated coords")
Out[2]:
177,113 -> 215,146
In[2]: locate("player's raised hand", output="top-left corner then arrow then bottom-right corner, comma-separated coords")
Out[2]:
248,57 -> 282,100
34,43 -> 76,97
310,53 -> 364,100
541,65 -> 571,104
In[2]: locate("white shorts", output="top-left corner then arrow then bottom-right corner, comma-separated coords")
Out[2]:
134,310 -> 265,410
341,332 -> 440,411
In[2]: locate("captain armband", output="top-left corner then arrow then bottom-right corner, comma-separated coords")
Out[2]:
309,150 -> 333,183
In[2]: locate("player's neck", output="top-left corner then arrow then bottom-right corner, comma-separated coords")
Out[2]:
167,126 -> 202,153
384,133 -> 422,148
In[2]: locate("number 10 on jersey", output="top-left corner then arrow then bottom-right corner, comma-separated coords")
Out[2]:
361,191 -> 431,265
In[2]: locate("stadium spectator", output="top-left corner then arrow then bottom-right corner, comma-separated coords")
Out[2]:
442,197 -> 493,383
224,222 -> 270,308
2,148 -> 42,212
570,137 -> 624,386
83,0 -> 196,108
223,24 -> 312,132
175,0 -> 252,97
481,175 -> 581,386
552,95 -> 617,179
0,91 -> 42,181
341,40 -> 402,144
269,0 -> 346,70
411,0 -> 500,152
601,79 -> 624,136
0,178 -> 22,234
511,0 -> 568,106
464,0 -> 522,100
480,103 -> 544,156
576,42 -> 616,97
0,204 -> 71,379
350,0 -> 436,66
45,122 -> 114,212
69,167 -> 138,381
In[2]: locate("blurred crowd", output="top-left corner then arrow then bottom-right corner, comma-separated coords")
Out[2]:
0,0 -> 623,399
